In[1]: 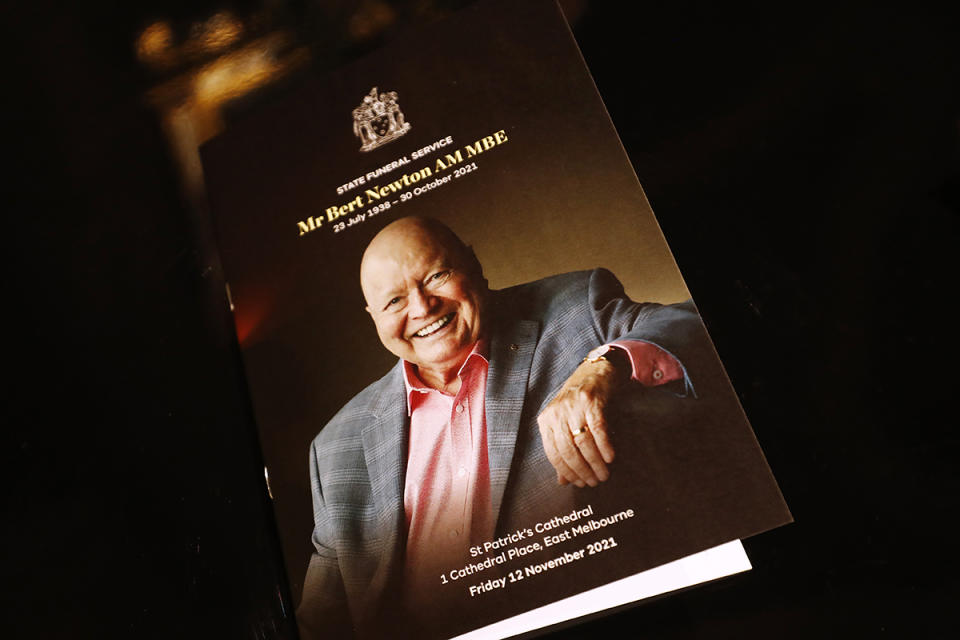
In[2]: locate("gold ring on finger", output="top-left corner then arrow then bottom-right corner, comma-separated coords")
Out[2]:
570,425 -> 589,437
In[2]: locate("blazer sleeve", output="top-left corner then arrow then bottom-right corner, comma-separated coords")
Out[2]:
587,268 -> 712,397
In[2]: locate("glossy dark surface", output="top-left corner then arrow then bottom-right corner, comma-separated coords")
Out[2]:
5,1 -> 958,637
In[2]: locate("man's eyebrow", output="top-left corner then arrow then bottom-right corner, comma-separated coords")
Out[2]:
376,284 -> 407,304
425,260 -> 452,274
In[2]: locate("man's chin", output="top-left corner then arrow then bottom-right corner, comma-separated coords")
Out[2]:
412,341 -> 471,370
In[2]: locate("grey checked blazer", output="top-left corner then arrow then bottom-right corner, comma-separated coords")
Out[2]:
297,269 -> 703,639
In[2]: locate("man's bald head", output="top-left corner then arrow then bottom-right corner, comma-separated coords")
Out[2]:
360,217 -> 481,293
359,217 -> 487,386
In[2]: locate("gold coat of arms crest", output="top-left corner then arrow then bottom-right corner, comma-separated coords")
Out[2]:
352,87 -> 411,152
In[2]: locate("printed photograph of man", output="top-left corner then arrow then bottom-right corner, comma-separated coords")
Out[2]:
296,216 -> 710,639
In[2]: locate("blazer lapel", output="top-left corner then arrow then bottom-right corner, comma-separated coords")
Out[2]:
485,318 -> 540,526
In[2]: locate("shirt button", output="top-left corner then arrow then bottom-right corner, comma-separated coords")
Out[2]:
458,467 -> 467,478
449,529 -> 459,539
652,369 -> 663,381
455,404 -> 464,414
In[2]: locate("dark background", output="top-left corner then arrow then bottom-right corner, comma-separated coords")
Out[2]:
5,1 -> 957,638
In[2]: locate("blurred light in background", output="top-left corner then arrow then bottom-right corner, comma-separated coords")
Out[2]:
187,11 -> 243,56
348,1 -> 397,41
137,8 -> 309,209
135,21 -> 176,69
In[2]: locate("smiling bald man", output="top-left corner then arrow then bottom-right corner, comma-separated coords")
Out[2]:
297,217 -> 705,639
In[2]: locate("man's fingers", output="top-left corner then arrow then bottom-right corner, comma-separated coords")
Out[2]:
563,391 -> 611,481
539,417 -> 584,487
537,382 -> 619,488
584,403 -> 615,464
553,421 -> 600,487
555,457 -> 581,487
571,429 -> 609,483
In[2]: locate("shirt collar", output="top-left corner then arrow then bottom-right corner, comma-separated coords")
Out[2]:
401,341 -> 489,415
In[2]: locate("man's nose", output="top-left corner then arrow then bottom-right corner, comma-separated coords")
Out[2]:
407,287 -> 436,317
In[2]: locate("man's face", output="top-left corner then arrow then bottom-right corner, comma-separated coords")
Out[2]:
361,224 -> 486,381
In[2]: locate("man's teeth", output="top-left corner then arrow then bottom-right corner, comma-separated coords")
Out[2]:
415,314 -> 453,337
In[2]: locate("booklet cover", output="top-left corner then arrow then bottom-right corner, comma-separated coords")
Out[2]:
200,1 -> 791,637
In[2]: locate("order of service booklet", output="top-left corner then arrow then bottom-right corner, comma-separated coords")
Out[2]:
200,1 -> 792,638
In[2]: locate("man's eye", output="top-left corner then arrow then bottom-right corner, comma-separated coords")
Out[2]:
429,270 -> 451,282
385,296 -> 402,309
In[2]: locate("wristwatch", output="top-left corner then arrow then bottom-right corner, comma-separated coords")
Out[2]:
584,344 -> 615,364
583,344 -> 631,382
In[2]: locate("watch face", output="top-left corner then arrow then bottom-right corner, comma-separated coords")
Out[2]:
587,344 -> 612,361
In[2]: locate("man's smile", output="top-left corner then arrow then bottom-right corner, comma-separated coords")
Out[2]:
413,312 -> 455,338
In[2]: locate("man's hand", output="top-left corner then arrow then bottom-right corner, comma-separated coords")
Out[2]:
536,358 -> 627,488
